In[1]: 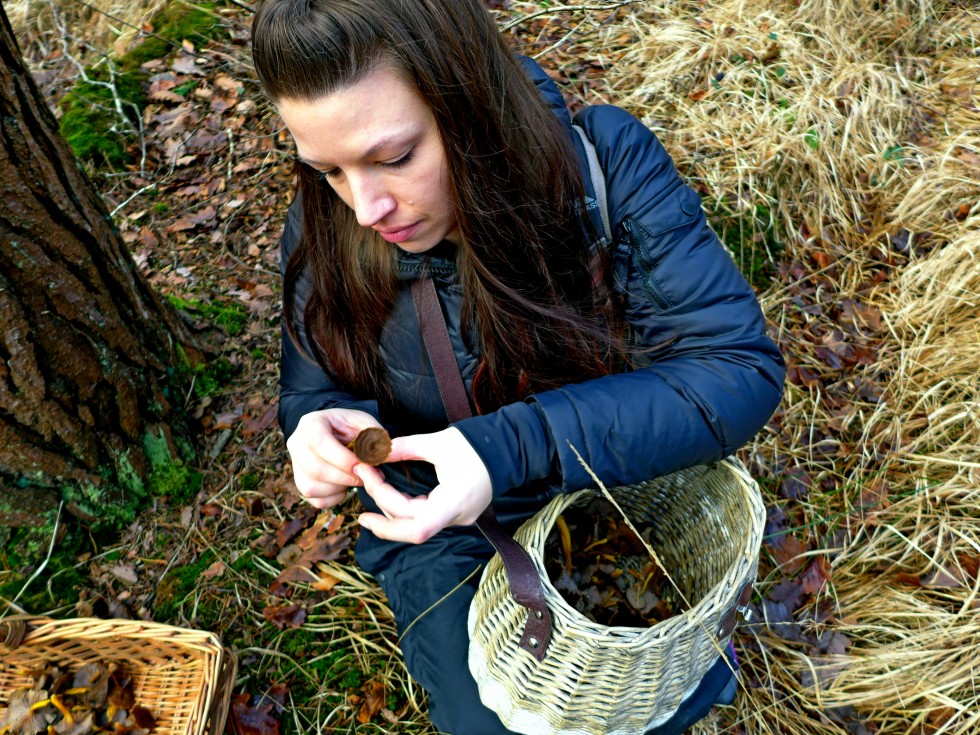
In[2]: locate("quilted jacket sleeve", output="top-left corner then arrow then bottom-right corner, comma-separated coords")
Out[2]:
455,105 -> 785,494
277,195 -> 379,440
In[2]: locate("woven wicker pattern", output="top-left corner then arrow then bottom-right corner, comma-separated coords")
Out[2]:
0,617 -> 237,735
468,458 -> 765,735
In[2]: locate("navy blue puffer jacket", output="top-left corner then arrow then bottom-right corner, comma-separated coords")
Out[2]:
277,58 -> 785,526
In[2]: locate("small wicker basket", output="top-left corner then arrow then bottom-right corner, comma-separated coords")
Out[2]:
0,616 -> 237,735
468,458 -> 764,735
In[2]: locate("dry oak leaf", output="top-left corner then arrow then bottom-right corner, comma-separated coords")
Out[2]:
201,560 -> 226,580
357,680 -> 386,724
263,604 -> 307,630
296,511 -> 336,551
310,571 -> 341,592
800,556 -> 832,596
228,693 -> 280,735
242,398 -> 278,438
770,533 -> 807,575
275,505 -> 318,549
270,532 -> 351,595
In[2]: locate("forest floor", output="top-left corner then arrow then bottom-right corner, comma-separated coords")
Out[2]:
4,1 -> 979,734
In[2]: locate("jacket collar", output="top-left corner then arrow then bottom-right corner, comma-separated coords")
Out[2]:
396,241 -> 458,281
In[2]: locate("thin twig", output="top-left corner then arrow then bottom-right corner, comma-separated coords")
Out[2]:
501,0 -> 642,31
8,501 -> 64,612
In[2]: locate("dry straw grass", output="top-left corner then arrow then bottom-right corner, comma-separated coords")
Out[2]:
7,0 -> 168,57
614,0 -> 979,270
608,1 -> 980,733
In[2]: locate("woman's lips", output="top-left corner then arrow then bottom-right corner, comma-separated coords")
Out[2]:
376,222 -> 421,243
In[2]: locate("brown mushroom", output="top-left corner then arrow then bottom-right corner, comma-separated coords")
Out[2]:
350,428 -> 392,466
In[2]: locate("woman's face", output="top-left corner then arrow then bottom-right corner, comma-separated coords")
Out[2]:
278,65 -> 460,253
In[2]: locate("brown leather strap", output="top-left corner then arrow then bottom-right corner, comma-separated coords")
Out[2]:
411,277 -> 553,661
411,277 -> 472,424
717,580 -> 755,640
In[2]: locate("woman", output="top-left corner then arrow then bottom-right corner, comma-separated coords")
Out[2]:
252,0 -> 785,732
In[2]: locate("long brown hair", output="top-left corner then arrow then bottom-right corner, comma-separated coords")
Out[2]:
252,0 -> 623,412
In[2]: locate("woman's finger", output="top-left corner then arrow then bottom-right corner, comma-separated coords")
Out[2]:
353,463 -> 421,519
292,450 -> 360,488
294,477 -> 350,501
358,500 -> 456,545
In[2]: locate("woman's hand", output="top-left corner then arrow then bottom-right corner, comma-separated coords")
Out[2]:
286,408 -> 382,509
355,427 -> 492,545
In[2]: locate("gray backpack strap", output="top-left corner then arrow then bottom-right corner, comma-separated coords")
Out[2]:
572,123 -> 612,245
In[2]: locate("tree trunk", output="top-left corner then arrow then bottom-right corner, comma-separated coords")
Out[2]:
0,6 -> 194,526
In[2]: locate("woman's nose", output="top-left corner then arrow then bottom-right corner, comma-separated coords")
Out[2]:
349,175 -> 397,228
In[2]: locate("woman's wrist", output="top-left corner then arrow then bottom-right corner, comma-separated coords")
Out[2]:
453,400 -> 556,496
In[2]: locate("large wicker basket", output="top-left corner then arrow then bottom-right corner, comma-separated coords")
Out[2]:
468,458 -> 764,735
0,616 -> 237,735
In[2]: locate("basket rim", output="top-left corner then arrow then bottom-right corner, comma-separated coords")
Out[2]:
0,615 -> 229,654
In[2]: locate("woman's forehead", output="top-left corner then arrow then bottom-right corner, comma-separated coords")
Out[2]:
278,66 -> 433,164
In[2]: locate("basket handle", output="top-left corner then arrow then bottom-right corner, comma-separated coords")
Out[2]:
0,615 -> 33,652
412,278 -> 553,661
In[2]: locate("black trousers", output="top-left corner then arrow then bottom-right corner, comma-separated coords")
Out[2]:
356,522 -> 737,735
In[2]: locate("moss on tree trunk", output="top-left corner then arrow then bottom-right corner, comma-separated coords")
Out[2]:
0,5 -> 197,530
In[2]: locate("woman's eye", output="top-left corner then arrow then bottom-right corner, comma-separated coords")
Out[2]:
379,150 -> 414,170
319,168 -> 341,180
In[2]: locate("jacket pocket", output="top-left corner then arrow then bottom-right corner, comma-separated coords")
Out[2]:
619,218 -> 673,312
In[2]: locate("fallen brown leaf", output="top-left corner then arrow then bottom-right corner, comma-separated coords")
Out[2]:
357,680 -> 386,724
228,693 -> 280,735
771,533 -> 807,574
801,556 -> 832,596
263,604 -> 307,630
275,506 -> 318,549
310,571 -> 341,592
201,560 -> 226,580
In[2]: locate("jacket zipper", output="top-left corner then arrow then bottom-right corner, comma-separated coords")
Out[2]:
622,219 -> 671,312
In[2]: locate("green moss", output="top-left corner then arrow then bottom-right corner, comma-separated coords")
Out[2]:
194,358 -> 235,398
58,1 -> 230,168
58,63 -> 146,166
0,527 -> 89,613
142,428 -> 173,470
116,451 -> 146,498
709,201 -> 784,290
264,630 -> 370,702
276,627 -> 321,659
191,594 -> 225,629
153,202 -> 169,214
148,460 -> 203,504
229,552 -> 253,574
239,473 -> 260,493
63,476 -> 146,531
154,554 -> 214,621
337,668 -> 364,689
122,2 -> 228,71
167,295 -> 249,337
166,344 -> 237,402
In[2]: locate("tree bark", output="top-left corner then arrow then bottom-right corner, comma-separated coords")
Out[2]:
0,6 -> 194,525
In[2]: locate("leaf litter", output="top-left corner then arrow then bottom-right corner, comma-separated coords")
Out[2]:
0,662 -> 155,735
543,496 -> 680,627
